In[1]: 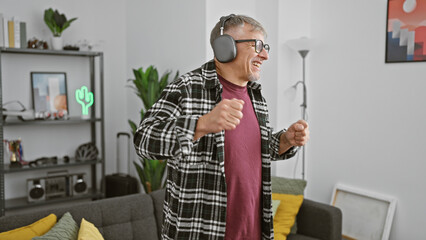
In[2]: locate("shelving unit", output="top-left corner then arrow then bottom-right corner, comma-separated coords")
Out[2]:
0,48 -> 105,216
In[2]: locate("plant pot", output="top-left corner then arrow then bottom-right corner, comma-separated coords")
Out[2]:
51,36 -> 63,50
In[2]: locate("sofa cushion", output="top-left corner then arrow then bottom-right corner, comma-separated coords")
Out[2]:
271,177 -> 307,195
272,193 -> 304,240
271,177 -> 307,234
78,218 -> 104,240
272,200 -> 281,217
33,212 -> 78,240
0,213 -> 56,240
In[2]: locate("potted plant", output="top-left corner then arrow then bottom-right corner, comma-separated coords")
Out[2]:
128,66 -> 179,193
44,8 -> 77,50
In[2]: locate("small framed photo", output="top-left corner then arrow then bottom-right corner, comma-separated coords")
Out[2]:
331,183 -> 397,240
31,72 -> 69,119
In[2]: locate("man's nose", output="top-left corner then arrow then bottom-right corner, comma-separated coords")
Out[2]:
259,48 -> 269,60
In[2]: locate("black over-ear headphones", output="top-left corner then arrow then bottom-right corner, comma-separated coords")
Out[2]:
212,14 -> 237,63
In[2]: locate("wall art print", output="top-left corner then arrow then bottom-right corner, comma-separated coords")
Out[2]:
31,72 -> 69,119
386,0 -> 426,62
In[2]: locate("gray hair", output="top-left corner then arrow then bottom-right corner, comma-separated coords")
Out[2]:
209,14 -> 267,48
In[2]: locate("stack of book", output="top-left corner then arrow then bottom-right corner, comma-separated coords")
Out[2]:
0,13 -> 27,48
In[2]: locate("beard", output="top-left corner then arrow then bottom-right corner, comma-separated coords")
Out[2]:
248,73 -> 260,82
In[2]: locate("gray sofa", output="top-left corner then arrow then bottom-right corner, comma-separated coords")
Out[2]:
0,189 -> 341,240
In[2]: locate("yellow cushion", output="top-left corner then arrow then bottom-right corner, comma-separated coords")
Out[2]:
272,193 -> 304,240
0,214 -> 56,240
77,218 -> 104,240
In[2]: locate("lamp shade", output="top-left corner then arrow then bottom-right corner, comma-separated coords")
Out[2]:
285,37 -> 313,51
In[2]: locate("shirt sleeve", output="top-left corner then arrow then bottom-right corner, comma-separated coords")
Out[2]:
269,129 -> 299,160
133,81 -> 200,160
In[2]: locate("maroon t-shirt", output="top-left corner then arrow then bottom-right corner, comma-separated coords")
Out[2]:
219,75 -> 262,240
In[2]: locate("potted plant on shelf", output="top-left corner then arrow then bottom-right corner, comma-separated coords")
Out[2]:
128,66 -> 179,193
44,8 -> 77,50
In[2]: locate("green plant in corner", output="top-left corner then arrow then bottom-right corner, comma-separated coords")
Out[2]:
128,66 -> 179,193
44,8 -> 77,37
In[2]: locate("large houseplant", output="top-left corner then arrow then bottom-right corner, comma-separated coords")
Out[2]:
44,8 -> 77,50
128,66 -> 179,193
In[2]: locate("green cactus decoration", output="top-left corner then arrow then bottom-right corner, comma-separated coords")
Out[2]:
75,86 -> 94,116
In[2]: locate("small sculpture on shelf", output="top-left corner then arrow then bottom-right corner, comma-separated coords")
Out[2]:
3,139 -> 27,168
27,37 -> 49,49
28,156 -> 58,167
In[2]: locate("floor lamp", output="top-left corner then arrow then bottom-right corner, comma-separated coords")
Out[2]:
285,37 -> 312,180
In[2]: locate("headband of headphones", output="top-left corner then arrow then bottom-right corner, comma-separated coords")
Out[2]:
219,14 -> 236,35
213,14 -> 237,63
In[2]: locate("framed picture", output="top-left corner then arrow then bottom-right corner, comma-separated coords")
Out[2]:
386,0 -> 426,62
31,72 -> 69,119
331,184 -> 397,240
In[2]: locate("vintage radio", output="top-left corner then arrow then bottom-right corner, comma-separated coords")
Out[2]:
27,172 -> 87,203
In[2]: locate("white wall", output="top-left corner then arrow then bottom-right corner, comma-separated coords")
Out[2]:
274,0 -> 312,180
125,0 -> 206,146
307,0 -> 426,239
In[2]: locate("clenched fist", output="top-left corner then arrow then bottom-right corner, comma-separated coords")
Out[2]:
279,120 -> 310,154
194,98 -> 244,140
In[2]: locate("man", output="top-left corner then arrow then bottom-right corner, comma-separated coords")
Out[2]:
134,14 -> 309,240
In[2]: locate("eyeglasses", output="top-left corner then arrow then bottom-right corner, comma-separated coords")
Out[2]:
235,39 -> 270,53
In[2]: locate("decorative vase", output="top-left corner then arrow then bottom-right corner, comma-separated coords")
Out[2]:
51,36 -> 63,50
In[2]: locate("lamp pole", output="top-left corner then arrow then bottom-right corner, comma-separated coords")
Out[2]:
298,50 -> 308,180
285,37 -> 312,180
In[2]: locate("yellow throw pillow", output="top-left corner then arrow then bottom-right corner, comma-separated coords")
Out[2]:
77,218 -> 104,240
272,193 -> 304,240
0,213 -> 56,240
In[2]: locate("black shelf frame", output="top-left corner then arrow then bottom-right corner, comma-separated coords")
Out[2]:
2,158 -> 103,174
0,47 -> 101,56
1,117 -> 102,126
5,189 -> 103,211
0,48 -> 105,216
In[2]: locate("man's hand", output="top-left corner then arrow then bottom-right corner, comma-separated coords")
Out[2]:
194,98 -> 244,141
279,120 -> 310,154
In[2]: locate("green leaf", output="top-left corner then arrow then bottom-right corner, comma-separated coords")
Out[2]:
133,68 -> 142,83
144,159 -> 153,183
147,70 -> 157,108
152,160 -> 166,190
128,120 -> 137,135
133,160 -> 149,193
159,71 -> 170,91
173,71 -> 180,82
140,108 -> 145,121
53,11 -> 65,28
144,66 -> 153,84
62,17 -> 77,32
44,9 -> 56,35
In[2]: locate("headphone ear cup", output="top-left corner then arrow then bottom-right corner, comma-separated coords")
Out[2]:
212,34 -> 237,63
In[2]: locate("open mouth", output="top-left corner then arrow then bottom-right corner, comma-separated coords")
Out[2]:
252,61 -> 262,71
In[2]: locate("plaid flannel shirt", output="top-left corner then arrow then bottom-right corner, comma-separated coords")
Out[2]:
134,60 -> 297,240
